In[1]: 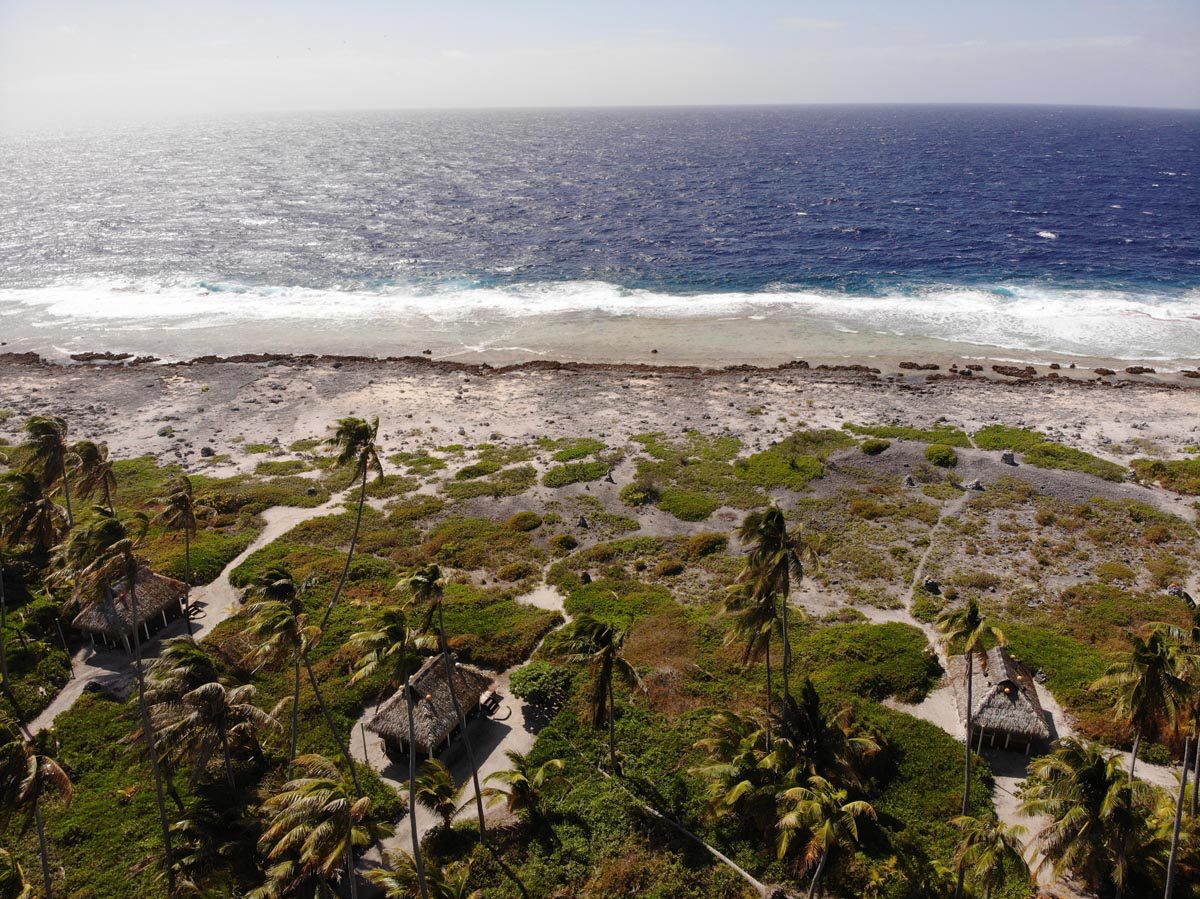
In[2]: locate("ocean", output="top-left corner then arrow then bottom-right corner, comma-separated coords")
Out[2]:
0,105 -> 1197,365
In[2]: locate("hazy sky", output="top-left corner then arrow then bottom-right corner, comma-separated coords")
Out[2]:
1,0 -> 1197,130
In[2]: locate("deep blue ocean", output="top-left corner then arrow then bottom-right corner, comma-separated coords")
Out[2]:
1,105 -> 1197,361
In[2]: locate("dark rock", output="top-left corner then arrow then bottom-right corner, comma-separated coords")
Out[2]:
903,474 -> 916,487
1001,451 -> 1017,466
965,478 -> 984,491
1094,367 -> 1115,376
923,578 -> 940,595
899,361 -> 939,371
992,364 -> 1037,379
1125,365 -> 1156,375
577,516 -> 589,529
580,571 -> 592,585
199,446 -> 215,458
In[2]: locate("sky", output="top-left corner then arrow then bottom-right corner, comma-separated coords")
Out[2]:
1,0 -> 1197,130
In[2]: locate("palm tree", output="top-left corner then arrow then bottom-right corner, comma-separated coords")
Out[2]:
482,750 -> 566,827
53,507 -> 176,892
139,636 -> 223,810
1091,630 -> 1189,782
0,847 -> 31,899
162,796 -> 257,897
950,814 -> 1029,899
547,614 -> 642,772
22,417 -> 74,527
155,681 -> 276,790
154,475 -> 213,637
0,471 -> 67,556
71,440 -> 117,514
772,679 -> 881,795
348,605 -> 434,898
722,580 -> 780,738
320,417 -> 383,630
736,505 -> 813,704
404,564 -> 488,841
1019,737 -> 1151,898
935,600 -> 1005,813
414,758 -> 464,831
691,708 -> 788,834
243,566 -> 361,788
776,774 -> 876,898
0,734 -> 74,898
254,754 -> 391,899
368,851 -> 482,899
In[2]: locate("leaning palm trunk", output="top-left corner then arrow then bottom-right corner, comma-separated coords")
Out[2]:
779,592 -> 792,707
181,527 -> 194,637
1129,727 -> 1142,784
405,673 -> 430,899
34,801 -> 51,899
289,647 -> 301,763
606,658 -> 617,770
303,656 -> 361,792
1191,722 -> 1198,819
807,849 -> 828,899
345,838 -> 359,899
954,650 -> 975,899
1165,736 -> 1192,898
437,604 -> 487,843
126,574 -> 176,893
321,463 -> 368,630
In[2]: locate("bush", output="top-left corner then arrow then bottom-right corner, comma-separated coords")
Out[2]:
682,532 -> 727,559
860,438 -> 891,456
619,481 -> 659,507
550,534 -> 578,555
543,461 -> 610,488
1023,442 -> 1126,482
972,424 -> 1048,452
844,423 -> 971,448
656,488 -> 719,521
1130,457 -> 1200,495
455,460 -> 501,480
510,661 -> 573,708
506,511 -> 543,531
925,444 -> 958,468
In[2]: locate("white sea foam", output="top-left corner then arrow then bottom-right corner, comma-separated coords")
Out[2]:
1,277 -> 1198,361
1037,231 -> 1058,240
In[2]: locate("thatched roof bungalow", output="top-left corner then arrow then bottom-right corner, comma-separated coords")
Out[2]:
367,653 -> 493,759
953,646 -> 1051,754
72,567 -> 187,650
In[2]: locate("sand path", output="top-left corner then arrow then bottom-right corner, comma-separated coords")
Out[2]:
29,493 -> 351,736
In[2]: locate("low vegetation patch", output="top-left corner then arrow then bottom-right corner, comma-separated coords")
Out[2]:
543,460 -> 611,487
844,422 -> 971,447
1022,441 -> 1126,482
972,424 -> 1049,452
1131,456 -> 1200,494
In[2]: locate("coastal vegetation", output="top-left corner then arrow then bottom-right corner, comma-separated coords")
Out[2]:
0,411 -> 1197,898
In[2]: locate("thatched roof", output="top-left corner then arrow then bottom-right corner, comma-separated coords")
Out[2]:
367,653 -> 493,755
953,646 -> 1051,740
72,567 -> 187,638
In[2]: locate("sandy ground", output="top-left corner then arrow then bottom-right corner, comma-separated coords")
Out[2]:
2,355 -> 1198,483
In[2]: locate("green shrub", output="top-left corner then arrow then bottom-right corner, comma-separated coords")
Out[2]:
254,459 -> 310,476
844,423 -> 971,447
1096,560 -> 1135,584
1023,442 -> 1126,482
550,534 -> 578,555
619,481 -> 659,507
653,558 -> 685,577
860,438 -> 891,456
497,561 -> 539,582
796,621 -> 942,703
657,488 -> 719,521
972,424 -> 1049,452
538,437 -> 607,462
506,511 -> 543,531
1130,457 -> 1200,495
510,661 -> 574,708
925,444 -> 958,468
682,532 -> 727,559
455,460 -> 502,480
243,443 -> 274,454
543,461 -> 610,488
